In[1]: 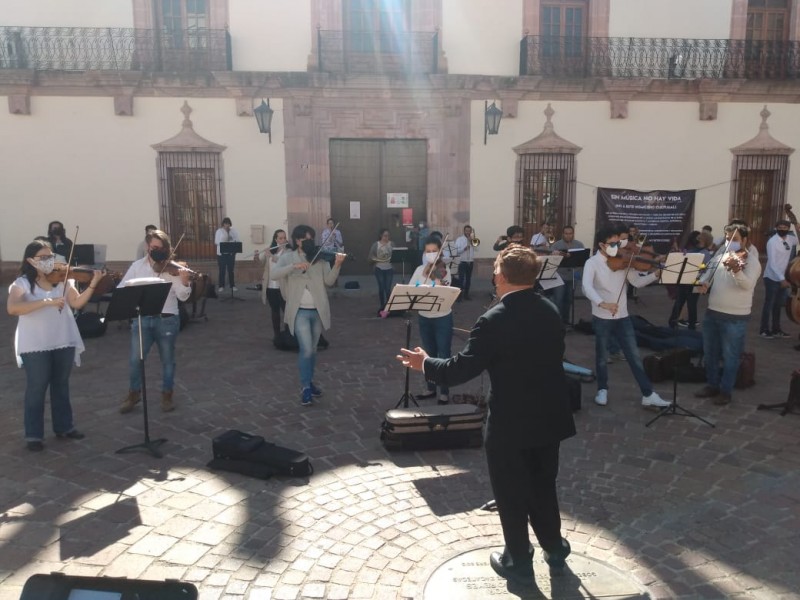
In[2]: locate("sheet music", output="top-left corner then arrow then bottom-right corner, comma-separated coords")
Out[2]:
383,284 -> 460,314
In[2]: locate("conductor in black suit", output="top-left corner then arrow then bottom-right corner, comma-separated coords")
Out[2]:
398,245 -> 576,585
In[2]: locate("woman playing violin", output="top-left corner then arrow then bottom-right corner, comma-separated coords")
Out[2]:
271,224 -> 344,406
118,229 -> 192,415
409,236 -> 454,404
7,239 -> 104,452
257,229 -> 289,342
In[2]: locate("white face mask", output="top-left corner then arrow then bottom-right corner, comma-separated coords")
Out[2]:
727,241 -> 741,252
419,223 -> 425,228
619,239 -> 628,248
32,256 -> 55,274
604,244 -> 619,258
424,252 -> 438,264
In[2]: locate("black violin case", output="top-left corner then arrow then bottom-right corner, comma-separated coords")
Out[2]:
21,573 -> 197,600
380,404 -> 485,450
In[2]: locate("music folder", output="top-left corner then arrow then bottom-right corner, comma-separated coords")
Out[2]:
220,241 -> 243,255
560,247 -> 590,269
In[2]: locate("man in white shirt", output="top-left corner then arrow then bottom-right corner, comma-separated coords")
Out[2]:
214,217 -> 241,292
759,219 -> 796,338
550,225 -> 585,326
695,222 -> 761,405
530,222 -> 554,251
118,229 -> 192,414
582,225 -> 670,409
453,224 -> 477,300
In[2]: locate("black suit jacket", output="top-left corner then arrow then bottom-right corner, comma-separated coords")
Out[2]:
423,287 -> 576,448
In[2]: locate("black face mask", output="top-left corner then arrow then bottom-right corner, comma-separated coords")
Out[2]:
300,239 -> 318,257
149,248 -> 169,262
50,228 -> 63,237
777,230 -> 789,237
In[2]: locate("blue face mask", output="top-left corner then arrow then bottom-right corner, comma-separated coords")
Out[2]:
727,241 -> 741,253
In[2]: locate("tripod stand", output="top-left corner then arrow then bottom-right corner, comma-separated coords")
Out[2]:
757,369 -> 800,416
105,281 -> 171,457
396,319 -> 419,409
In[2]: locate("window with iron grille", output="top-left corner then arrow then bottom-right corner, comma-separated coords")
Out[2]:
731,154 -> 788,253
157,152 -> 224,260
541,1 -> 588,59
517,154 -> 576,240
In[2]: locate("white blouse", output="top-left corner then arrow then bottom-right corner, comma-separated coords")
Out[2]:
10,276 -> 85,368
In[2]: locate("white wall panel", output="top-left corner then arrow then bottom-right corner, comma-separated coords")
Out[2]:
609,0 -> 733,39
229,0 -> 311,71
0,0 -> 133,27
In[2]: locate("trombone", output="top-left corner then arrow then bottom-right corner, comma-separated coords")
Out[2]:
470,229 -> 481,248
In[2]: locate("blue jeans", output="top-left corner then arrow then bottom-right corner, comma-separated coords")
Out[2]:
550,278 -> 574,324
703,311 -> 748,394
217,253 -> 235,287
374,267 -> 394,309
129,315 -> 179,392
592,316 -> 652,396
22,347 -> 76,441
295,308 -> 323,389
760,278 -> 788,333
457,261 -> 474,296
419,313 -> 453,395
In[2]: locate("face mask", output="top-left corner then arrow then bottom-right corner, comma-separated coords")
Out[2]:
727,241 -> 741,252
301,239 -> 317,257
424,252 -> 438,264
777,230 -> 789,237
149,248 -> 169,262
34,257 -> 55,274
604,244 -> 619,258
419,223 -> 425,228
619,239 -> 628,248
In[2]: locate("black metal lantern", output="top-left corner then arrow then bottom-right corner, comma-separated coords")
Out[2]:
484,101 -> 503,144
254,99 -> 274,143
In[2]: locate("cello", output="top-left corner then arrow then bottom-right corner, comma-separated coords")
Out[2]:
784,204 -> 800,325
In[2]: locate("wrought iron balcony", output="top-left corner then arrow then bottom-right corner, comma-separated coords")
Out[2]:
520,35 -> 800,80
0,26 -> 232,72
317,29 -> 439,75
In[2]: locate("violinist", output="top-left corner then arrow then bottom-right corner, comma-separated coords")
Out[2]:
667,230 -> 712,330
47,221 -> 73,263
759,219 -> 796,339
694,222 -> 761,406
118,229 -> 192,414
256,229 -> 289,342
271,224 -> 344,406
581,226 -> 670,409
7,239 -> 104,452
409,236 -> 454,404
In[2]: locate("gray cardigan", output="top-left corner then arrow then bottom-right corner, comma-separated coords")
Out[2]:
271,249 -> 341,334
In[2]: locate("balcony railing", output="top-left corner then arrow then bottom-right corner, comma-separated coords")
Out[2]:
317,29 -> 439,75
0,26 -> 232,72
520,35 -> 800,80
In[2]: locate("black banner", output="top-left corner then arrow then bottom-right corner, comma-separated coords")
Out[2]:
595,188 -> 695,254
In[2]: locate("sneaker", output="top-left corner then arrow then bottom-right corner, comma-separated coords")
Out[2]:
56,430 -> 85,440
760,331 -> 774,339
218,286 -> 224,293
309,383 -> 323,397
301,388 -> 313,406
416,390 -> 436,400
642,392 -> 670,408
677,320 -> 689,328
594,389 -> 608,406
772,330 -> 791,339
232,286 -> 238,292
609,352 -> 626,362
437,394 -> 450,405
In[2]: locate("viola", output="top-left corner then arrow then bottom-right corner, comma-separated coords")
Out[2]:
45,264 -> 121,298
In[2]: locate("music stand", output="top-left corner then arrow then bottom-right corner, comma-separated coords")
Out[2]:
536,254 -> 564,292
384,284 -> 460,408
646,254 -> 714,428
219,241 -> 244,302
560,248 -> 590,325
105,279 -> 172,457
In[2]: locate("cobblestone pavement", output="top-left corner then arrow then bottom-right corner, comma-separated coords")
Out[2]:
1,277 -> 799,600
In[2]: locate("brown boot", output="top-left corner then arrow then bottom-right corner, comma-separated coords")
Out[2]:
119,391 -> 141,414
161,390 -> 175,412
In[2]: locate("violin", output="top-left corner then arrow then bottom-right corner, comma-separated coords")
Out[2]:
423,259 -> 449,282
721,249 -> 748,273
159,259 -> 203,279
45,263 -> 121,298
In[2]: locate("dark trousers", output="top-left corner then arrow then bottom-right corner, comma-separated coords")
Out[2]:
485,440 -> 563,559
217,253 -> 235,288
669,284 -> 699,328
266,288 -> 286,338
760,278 -> 788,333
458,261 -> 474,296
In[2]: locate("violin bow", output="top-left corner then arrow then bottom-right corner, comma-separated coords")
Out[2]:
703,227 -> 740,291
156,231 -> 185,276
58,225 -> 80,311
613,232 -> 649,307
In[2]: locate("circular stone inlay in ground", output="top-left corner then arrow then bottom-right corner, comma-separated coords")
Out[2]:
423,546 -> 651,599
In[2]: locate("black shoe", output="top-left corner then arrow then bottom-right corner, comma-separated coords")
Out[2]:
56,430 -> 85,440
489,549 -> 534,586
26,441 -> 44,452
543,538 -> 571,572
416,391 -> 436,400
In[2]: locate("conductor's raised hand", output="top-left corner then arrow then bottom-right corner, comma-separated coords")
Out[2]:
396,347 -> 429,371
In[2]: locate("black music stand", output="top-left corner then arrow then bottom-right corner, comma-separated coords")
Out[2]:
646,254 -> 714,428
384,284 -> 460,408
560,248 -> 590,325
105,280 -> 172,457
219,241 -> 244,302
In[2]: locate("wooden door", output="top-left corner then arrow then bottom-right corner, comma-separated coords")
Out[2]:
330,139 -> 428,275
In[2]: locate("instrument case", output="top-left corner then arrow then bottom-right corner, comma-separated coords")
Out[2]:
380,404 -> 485,450
20,573 -> 197,600
210,429 -> 313,477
